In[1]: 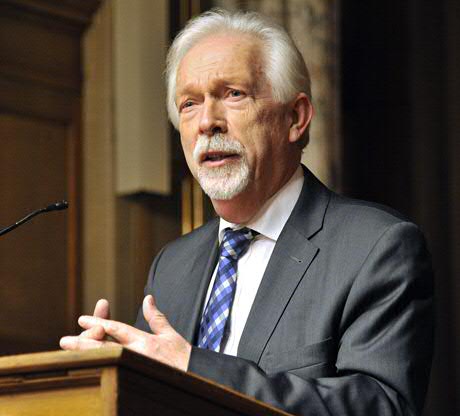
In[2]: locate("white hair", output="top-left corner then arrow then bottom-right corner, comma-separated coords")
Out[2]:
165,8 -> 312,146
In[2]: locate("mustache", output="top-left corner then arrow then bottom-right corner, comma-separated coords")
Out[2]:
193,134 -> 245,163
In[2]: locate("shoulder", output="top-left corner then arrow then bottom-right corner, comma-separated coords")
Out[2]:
328,192 -> 413,232
157,217 -> 219,258
144,217 -> 219,290
295,167 -> 423,245
318,192 -> 430,274
297,175 -> 431,271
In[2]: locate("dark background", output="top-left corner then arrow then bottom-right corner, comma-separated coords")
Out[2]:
341,2 -> 459,414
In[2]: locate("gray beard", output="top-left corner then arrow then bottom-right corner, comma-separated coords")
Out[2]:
193,134 -> 250,200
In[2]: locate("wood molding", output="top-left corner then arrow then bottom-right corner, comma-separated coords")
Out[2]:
0,76 -> 79,123
67,101 -> 83,333
0,0 -> 102,123
0,0 -> 101,29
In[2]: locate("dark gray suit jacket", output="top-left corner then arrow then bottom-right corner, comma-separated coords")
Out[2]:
135,168 -> 433,416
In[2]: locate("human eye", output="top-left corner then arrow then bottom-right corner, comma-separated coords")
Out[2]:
180,100 -> 195,112
226,89 -> 246,101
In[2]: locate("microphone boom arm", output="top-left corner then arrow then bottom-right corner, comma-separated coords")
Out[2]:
0,201 -> 68,237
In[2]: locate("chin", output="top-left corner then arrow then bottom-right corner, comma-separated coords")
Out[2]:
197,162 -> 250,200
200,180 -> 248,200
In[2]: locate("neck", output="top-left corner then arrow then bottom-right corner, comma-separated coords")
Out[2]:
212,164 -> 300,224
212,194 -> 260,224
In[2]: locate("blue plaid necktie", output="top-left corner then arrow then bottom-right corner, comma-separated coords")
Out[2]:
197,227 -> 257,352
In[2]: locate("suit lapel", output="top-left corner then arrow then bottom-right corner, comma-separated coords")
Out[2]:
238,168 -> 331,363
164,220 -> 219,344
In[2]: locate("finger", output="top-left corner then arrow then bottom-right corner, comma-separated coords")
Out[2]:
78,316 -> 140,345
143,295 -> 171,334
80,325 -> 106,340
93,299 -> 110,319
59,335 -> 117,351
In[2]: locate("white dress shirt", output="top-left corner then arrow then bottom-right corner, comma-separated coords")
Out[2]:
202,166 -> 304,356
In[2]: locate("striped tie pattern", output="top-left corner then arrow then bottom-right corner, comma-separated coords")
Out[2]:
197,227 -> 257,352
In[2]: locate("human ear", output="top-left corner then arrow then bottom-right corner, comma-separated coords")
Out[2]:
288,93 -> 314,143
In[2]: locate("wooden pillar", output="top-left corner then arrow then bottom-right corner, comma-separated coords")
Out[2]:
82,0 -> 180,324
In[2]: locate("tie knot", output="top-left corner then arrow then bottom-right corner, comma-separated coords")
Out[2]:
220,227 -> 257,260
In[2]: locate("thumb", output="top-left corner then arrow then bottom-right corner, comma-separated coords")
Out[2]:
143,295 -> 171,334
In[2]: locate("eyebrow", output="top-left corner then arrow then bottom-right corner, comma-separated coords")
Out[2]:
177,77 -> 253,98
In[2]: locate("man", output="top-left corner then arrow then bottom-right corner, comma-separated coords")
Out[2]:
60,9 -> 433,416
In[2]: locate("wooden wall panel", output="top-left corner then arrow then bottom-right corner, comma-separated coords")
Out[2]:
0,11 -> 81,89
0,1 -> 100,354
0,2 -> 84,122
0,115 -> 68,352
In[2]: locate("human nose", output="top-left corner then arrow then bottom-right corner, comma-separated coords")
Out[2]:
198,97 -> 227,136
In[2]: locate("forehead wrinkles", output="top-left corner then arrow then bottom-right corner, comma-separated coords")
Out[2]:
177,34 -> 268,95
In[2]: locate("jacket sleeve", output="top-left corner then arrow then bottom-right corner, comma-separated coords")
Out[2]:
187,222 -> 434,416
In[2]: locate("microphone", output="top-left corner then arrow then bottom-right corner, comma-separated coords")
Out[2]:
0,200 -> 69,237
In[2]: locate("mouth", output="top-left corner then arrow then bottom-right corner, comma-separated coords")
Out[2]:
200,151 -> 240,166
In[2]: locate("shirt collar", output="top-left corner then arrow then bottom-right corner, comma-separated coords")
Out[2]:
218,166 -> 304,242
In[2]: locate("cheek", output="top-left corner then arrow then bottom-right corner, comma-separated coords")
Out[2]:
179,133 -> 196,164
180,115 -> 200,145
182,146 -> 198,177
230,108 -> 267,154
257,105 -> 284,131
227,107 -> 250,135
259,108 -> 290,145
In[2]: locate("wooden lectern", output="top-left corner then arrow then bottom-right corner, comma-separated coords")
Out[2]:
0,347 -> 289,415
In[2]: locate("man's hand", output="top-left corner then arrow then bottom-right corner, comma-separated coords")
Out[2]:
59,295 -> 192,371
76,298 -> 110,342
